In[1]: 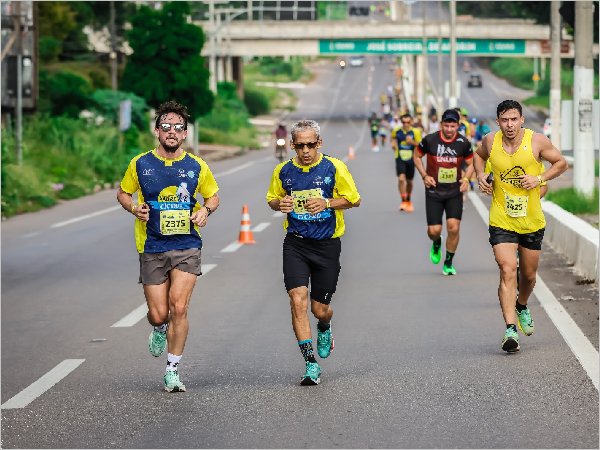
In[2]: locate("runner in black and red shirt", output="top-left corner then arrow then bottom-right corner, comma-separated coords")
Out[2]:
414,109 -> 474,275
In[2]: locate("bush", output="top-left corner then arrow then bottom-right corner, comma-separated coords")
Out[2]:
546,187 -> 599,215
38,69 -> 93,118
243,88 -> 270,116
39,36 -> 62,63
89,90 -> 149,129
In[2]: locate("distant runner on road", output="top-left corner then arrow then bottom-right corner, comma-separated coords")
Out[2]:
474,99 -> 567,353
266,119 -> 361,385
117,101 -> 220,392
414,109 -> 473,275
394,114 -> 421,212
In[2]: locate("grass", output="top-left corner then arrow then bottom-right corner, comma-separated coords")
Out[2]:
546,187 -> 599,216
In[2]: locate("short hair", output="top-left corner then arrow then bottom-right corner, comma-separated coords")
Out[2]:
155,101 -> 191,130
453,107 -> 461,114
496,100 -> 522,118
291,119 -> 320,142
401,113 -> 412,121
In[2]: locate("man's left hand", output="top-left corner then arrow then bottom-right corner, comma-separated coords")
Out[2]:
519,174 -> 540,191
304,198 -> 328,214
190,208 -> 209,227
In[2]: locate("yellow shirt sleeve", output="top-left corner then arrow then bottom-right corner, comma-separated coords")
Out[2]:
328,157 -> 360,204
197,161 -> 219,200
484,159 -> 492,174
120,154 -> 143,194
266,163 -> 287,202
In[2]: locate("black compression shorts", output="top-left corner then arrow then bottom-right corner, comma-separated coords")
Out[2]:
396,158 -> 415,179
282,233 -> 341,305
425,193 -> 463,226
488,226 -> 545,251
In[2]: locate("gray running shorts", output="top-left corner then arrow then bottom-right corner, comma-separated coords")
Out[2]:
139,248 -> 202,285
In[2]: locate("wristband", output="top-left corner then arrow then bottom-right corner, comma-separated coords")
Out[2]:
131,204 -> 136,213
462,177 -> 469,182
537,175 -> 543,185
325,198 -> 331,209
204,205 -> 212,216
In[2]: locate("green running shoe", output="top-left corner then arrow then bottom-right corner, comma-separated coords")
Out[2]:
164,370 -> 186,392
317,326 -> 334,358
501,328 -> 520,352
442,263 -> 456,275
300,361 -> 321,386
516,306 -> 534,336
149,328 -> 167,357
430,236 -> 443,264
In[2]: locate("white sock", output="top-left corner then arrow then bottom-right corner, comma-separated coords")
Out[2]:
166,353 -> 182,373
154,323 -> 167,333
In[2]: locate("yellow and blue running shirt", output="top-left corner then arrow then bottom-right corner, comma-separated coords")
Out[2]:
266,154 -> 360,240
121,149 -> 219,253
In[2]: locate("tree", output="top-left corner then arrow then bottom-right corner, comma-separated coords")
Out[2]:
120,2 -> 213,121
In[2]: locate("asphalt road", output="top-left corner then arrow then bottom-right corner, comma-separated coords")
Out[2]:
2,56 -> 598,449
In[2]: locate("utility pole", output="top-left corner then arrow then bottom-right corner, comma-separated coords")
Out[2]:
449,1 -> 457,108
209,2 -> 217,93
550,1 -> 561,151
437,1 -> 443,112
110,1 -> 117,91
421,2 -> 428,131
14,1 -> 23,166
572,1 -> 595,197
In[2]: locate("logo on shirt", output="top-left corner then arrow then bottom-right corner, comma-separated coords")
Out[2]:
142,168 -> 154,176
324,177 -> 332,184
176,182 -> 191,203
178,169 -> 187,178
314,176 -> 323,186
436,144 -> 458,163
187,171 -> 195,179
500,166 -> 526,188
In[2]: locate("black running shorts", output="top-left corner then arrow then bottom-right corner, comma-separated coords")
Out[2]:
282,233 -> 341,305
425,193 -> 463,226
395,158 -> 415,179
488,226 -> 545,251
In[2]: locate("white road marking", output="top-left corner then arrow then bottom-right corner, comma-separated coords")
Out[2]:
111,264 -> 217,328
1,359 -> 85,409
252,222 -> 271,233
22,231 -> 42,238
51,206 -> 121,228
221,241 -> 244,253
213,161 -> 256,178
273,211 -> 285,218
466,191 -> 599,390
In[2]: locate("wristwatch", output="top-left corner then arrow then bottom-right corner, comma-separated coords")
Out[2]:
204,205 -> 212,216
325,198 -> 331,209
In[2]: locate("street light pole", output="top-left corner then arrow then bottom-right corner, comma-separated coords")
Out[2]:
110,1 -> 117,91
437,1 -> 443,112
209,2 -> 217,94
550,1 -> 561,151
421,2 -> 428,131
449,1 -> 457,108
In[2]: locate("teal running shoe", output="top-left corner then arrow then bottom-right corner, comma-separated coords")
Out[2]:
516,306 -> 534,336
317,326 -> 334,358
501,328 -> 520,352
300,361 -> 322,386
442,263 -> 456,276
430,237 -> 443,264
164,370 -> 186,392
149,328 -> 167,357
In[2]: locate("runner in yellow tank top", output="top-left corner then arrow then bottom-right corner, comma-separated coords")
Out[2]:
473,100 -> 567,353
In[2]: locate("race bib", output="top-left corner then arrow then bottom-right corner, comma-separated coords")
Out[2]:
504,192 -> 528,218
438,167 -> 457,183
371,124 -> 378,132
160,209 -> 191,235
291,189 -> 331,221
399,149 -> 413,161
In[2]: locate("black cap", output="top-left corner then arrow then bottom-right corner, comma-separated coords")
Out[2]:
441,109 -> 460,122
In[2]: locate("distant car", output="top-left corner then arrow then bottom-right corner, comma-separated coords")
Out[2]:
467,73 -> 482,88
350,56 -> 364,67
543,118 -> 551,138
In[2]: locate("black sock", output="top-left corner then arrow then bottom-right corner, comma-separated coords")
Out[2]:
445,251 -> 455,266
298,340 -> 317,364
515,302 -> 528,312
506,324 -> 517,333
433,237 -> 442,249
317,320 -> 330,332
406,194 -> 411,202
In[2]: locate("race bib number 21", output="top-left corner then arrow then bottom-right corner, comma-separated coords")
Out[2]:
291,189 -> 331,221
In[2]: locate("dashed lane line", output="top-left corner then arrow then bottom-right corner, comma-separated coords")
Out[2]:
252,222 -> 271,233
221,241 -> 244,253
51,206 -> 121,229
1,359 -> 86,409
111,264 -> 217,328
467,191 -> 599,390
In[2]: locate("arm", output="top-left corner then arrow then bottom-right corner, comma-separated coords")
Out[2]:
475,134 -> 492,195
268,196 -> 294,213
190,192 -> 220,227
303,196 -> 360,215
460,156 -> 474,193
414,142 -> 436,188
520,133 -> 568,191
117,187 -> 149,222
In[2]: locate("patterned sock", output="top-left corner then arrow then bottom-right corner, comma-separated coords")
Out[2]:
166,353 -> 181,373
433,237 -> 442,249
298,340 -> 317,364
154,323 -> 168,333
445,251 -> 455,266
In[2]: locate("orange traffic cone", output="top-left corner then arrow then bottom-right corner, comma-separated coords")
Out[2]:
238,205 -> 256,244
348,145 -> 355,159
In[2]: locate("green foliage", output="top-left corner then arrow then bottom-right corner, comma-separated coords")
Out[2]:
39,36 -> 63,64
198,82 -> 251,132
256,56 -> 305,81
89,90 -> 149,129
546,187 -> 599,215
199,127 -> 258,149
38,69 -> 93,117
38,2 -> 78,42
121,1 -> 214,121
243,88 -> 270,116
317,1 -> 348,20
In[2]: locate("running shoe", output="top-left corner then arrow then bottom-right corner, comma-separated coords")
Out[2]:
164,370 -> 186,392
300,361 -> 322,386
317,326 -> 334,358
149,328 -> 167,357
399,201 -> 407,211
404,201 -> 414,212
430,236 -> 443,264
442,263 -> 456,275
516,305 -> 535,336
501,328 -> 520,352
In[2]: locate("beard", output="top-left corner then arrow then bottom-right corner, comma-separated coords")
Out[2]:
161,137 -> 180,153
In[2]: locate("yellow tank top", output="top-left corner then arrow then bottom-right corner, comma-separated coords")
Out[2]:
489,129 -> 545,233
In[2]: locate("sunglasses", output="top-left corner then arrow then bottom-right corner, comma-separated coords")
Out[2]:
292,141 -> 319,149
159,123 -> 185,132
401,121 -> 411,124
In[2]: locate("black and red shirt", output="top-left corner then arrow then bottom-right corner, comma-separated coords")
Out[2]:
417,131 -> 473,199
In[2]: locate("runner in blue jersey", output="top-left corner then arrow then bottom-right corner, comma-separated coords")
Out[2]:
117,101 -> 220,392
266,119 -> 361,385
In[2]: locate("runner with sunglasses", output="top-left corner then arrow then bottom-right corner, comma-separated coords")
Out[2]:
266,119 -> 361,385
117,101 -> 220,392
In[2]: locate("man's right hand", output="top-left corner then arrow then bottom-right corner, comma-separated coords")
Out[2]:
133,203 -> 150,222
279,195 -> 294,213
477,174 -> 493,195
423,175 -> 436,188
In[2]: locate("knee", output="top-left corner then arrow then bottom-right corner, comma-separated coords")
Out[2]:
168,298 -> 188,320
447,223 -> 460,236
310,301 -> 328,317
520,270 -> 536,286
289,291 -> 308,315
499,264 -> 517,281
147,308 -> 168,326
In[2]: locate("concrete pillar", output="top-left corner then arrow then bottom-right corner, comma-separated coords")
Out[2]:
209,2 -> 216,93
550,1 -> 561,151
216,14 -> 224,83
416,54 -> 424,113
572,1 -> 595,197
225,56 -> 233,82
248,1 -> 252,20
232,56 -> 244,100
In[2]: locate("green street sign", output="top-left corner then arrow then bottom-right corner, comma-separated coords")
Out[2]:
320,39 -> 526,55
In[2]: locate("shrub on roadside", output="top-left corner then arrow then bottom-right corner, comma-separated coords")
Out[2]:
546,187 -> 599,216
244,88 -> 270,116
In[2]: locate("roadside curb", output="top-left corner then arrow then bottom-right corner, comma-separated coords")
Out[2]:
542,200 -> 599,281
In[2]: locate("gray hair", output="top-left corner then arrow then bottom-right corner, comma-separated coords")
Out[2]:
291,119 -> 320,142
